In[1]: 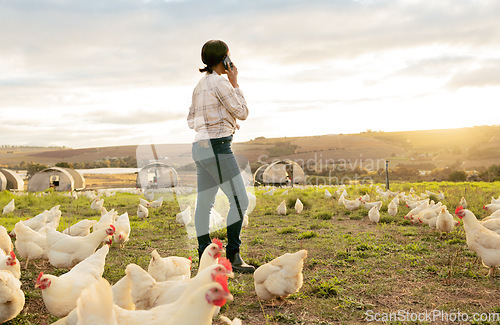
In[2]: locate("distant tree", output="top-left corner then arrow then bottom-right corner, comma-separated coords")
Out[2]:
27,163 -> 47,179
55,162 -> 73,169
448,170 -> 467,182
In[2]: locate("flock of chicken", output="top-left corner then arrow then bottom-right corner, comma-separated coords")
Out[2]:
0,190 -> 308,324
324,185 -> 500,277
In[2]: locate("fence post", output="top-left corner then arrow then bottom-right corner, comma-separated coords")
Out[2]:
385,160 -> 390,190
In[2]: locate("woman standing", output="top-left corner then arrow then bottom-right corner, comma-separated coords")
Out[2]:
188,40 -> 254,273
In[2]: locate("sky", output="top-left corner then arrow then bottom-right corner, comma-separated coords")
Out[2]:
1,0 -> 500,149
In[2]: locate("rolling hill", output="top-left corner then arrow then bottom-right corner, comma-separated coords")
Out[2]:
1,126 -> 499,172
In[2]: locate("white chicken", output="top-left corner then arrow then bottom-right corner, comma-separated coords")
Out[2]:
111,274 -> 135,311
263,188 -> 275,196
361,200 -> 382,210
483,203 -> 500,213
46,225 -> 115,269
63,220 -> 97,237
368,205 -> 380,224
388,199 -> 398,217
436,207 -> 456,235
0,270 -> 25,323
2,199 -> 14,215
36,245 -> 109,317
137,204 -> 149,220
0,251 -> 20,280
254,250 -> 307,300
93,209 -> 117,232
176,206 -> 191,227
149,196 -> 163,208
438,191 -> 445,201
62,275 -> 232,325
220,316 -> 243,325
276,200 -> 287,215
0,226 -> 13,255
147,250 -> 192,282
139,198 -> 150,208
482,209 -> 500,222
404,199 -> 429,220
128,258 -> 233,310
242,214 -> 249,228
76,278 -> 117,325
90,198 -> 104,211
199,238 -> 224,271
455,206 -> 500,277
113,212 -> 131,248
480,217 -> 500,235
324,189 -> 332,198
14,221 -> 48,269
460,197 -> 467,209
294,198 -> 303,214
491,196 -> 500,205
342,198 -> 361,211
10,206 -> 61,237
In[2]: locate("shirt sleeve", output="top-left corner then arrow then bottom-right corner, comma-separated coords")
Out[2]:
215,78 -> 249,121
187,88 -> 196,129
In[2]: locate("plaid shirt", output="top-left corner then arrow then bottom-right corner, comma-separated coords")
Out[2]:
187,72 -> 248,141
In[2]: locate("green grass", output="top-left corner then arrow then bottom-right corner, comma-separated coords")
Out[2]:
2,182 -> 500,324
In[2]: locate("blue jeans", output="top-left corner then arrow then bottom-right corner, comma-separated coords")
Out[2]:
191,135 -> 249,256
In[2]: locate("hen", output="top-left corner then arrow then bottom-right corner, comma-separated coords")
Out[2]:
276,200 -> 287,215
387,199 -> 398,217
2,199 -> 14,215
0,226 -> 13,255
36,245 -> 109,317
0,251 -> 20,280
76,278 -> 117,325
149,197 -> 163,209
147,250 -> 191,282
90,198 -> 104,211
199,238 -> 224,271
368,205 -> 380,223
294,199 -> 303,214
63,220 -> 97,237
62,275 -> 232,325
46,225 -> 114,269
484,204 -> 500,213
93,209 -> 117,232
113,212 -> 131,248
128,258 -> 233,310
0,270 -> 25,323
137,204 -> 148,220
10,206 -> 61,237
14,220 -> 48,269
436,207 -> 456,235
254,250 -> 308,300
455,206 -> 500,277
175,206 -> 192,227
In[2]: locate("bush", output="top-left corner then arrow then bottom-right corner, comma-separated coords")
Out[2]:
448,170 -> 467,182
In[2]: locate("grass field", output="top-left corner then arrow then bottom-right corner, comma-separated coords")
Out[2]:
1,181 -> 500,324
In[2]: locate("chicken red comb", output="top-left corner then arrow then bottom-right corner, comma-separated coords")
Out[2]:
483,205 -> 487,210
188,256 -> 193,262
218,257 -> 232,272
10,251 -> 15,259
36,272 -> 44,283
455,206 -> 464,215
214,274 -> 229,293
212,238 -> 223,249
110,224 -> 116,232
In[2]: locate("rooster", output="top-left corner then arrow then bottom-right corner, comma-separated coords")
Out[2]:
113,212 -> 131,248
36,245 -> 109,317
46,225 -> 114,269
62,219 -> 97,237
0,251 -> 20,280
0,270 -> 25,323
254,250 -> 307,300
147,250 -> 191,282
455,206 -> 500,277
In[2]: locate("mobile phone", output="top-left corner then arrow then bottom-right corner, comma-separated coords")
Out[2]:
223,56 -> 233,70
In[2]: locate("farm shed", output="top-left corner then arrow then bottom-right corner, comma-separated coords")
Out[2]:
28,167 -> 85,192
254,160 -> 306,185
136,162 -> 178,188
0,168 -> 25,191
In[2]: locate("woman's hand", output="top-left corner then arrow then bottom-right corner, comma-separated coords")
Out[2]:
226,64 -> 239,88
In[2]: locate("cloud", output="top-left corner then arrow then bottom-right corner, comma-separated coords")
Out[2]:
446,59 -> 500,89
84,109 -> 185,125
